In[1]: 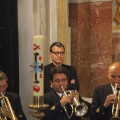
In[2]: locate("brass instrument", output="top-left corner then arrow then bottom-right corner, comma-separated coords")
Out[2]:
110,83 -> 120,120
0,92 -> 18,120
61,86 -> 88,119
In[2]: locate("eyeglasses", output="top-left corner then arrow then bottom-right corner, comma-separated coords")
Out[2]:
53,78 -> 67,83
51,51 -> 65,56
110,75 -> 120,79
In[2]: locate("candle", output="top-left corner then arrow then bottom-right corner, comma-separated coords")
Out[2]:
33,35 -> 44,97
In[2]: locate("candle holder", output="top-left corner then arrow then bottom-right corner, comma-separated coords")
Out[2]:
28,96 -> 49,120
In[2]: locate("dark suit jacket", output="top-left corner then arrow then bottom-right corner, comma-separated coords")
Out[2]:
90,84 -> 113,120
4,92 -> 27,120
43,89 -> 91,120
44,63 -> 79,93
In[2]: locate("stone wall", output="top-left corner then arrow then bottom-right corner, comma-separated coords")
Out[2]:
69,1 -> 112,97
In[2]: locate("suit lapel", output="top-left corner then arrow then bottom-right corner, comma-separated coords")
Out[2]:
50,90 -> 61,103
104,84 -> 113,110
104,84 -> 113,96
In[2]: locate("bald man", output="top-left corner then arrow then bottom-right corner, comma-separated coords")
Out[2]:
90,62 -> 120,120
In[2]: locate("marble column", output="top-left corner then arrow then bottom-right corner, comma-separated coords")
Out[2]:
18,0 -> 33,119
69,0 -> 112,97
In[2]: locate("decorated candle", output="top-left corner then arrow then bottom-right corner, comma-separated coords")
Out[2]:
33,35 -> 44,96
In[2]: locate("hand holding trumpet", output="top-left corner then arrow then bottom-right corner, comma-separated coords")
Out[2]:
60,94 -> 72,107
104,94 -> 117,108
60,86 -> 88,118
60,90 -> 79,107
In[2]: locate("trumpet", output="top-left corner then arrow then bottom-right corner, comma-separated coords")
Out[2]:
0,92 -> 18,120
110,83 -> 120,120
61,86 -> 88,119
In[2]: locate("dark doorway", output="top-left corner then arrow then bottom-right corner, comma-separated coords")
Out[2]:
0,0 -> 19,93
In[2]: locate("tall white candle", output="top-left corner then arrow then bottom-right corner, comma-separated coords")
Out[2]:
33,35 -> 44,96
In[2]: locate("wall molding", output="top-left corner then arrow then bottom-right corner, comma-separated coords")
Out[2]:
112,32 -> 120,38
69,0 -> 112,3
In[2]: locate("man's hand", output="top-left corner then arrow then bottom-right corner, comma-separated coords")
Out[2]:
104,94 -> 116,108
60,94 -> 72,107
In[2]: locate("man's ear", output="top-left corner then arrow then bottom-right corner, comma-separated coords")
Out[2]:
50,81 -> 52,88
6,83 -> 8,88
50,52 -> 52,58
107,70 -> 110,77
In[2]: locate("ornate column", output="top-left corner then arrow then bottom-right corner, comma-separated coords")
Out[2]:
33,0 -> 50,65
112,0 -> 120,62
33,0 -> 70,65
56,0 -> 70,64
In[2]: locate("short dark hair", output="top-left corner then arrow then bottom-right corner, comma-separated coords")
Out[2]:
0,70 -> 8,82
50,42 -> 65,52
50,67 -> 68,81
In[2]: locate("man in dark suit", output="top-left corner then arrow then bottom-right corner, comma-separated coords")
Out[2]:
0,70 -> 27,120
44,42 -> 79,93
90,62 -> 120,120
43,66 -> 91,120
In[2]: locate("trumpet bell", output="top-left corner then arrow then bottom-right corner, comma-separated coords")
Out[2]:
74,102 -> 88,117
61,86 -> 88,118
110,117 -> 120,120
0,92 -> 18,120
110,83 -> 120,120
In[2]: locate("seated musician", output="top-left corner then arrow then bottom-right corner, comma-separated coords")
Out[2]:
90,62 -> 120,120
0,70 -> 27,120
43,66 -> 91,120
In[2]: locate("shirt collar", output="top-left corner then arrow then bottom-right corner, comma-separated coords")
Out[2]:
56,92 -> 63,98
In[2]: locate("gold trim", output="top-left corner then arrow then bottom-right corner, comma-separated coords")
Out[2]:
33,96 -> 44,106
112,26 -> 120,30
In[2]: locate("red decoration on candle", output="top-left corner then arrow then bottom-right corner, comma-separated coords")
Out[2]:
39,56 -> 42,60
40,74 -> 42,78
33,85 -> 40,92
33,44 -> 40,50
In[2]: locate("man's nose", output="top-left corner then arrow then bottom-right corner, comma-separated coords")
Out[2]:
115,76 -> 120,80
57,53 -> 62,57
114,78 -> 120,85
59,80 -> 64,85
0,88 -> 5,92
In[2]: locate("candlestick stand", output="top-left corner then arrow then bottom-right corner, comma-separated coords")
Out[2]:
28,96 -> 49,120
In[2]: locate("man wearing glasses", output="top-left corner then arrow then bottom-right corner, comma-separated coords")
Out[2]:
43,66 -> 90,120
0,70 -> 27,120
44,42 -> 79,93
